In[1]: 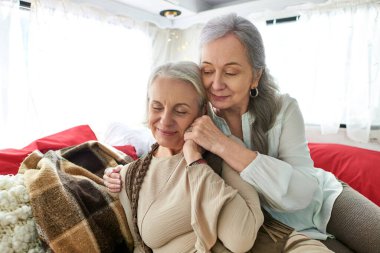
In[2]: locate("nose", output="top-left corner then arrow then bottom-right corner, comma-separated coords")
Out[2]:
160,109 -> 173,126
211,71 -> 225,90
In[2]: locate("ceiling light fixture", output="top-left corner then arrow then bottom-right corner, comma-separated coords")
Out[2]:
159,9 -> 181,18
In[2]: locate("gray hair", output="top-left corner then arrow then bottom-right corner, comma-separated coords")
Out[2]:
145,61 -> 207,120
200,13 -> 281,154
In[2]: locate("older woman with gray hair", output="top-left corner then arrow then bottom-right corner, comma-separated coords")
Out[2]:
184,13 -> 380,253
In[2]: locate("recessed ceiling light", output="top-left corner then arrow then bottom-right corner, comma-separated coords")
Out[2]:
159,9 -> 181,18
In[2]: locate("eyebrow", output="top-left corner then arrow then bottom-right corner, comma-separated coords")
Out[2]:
201,61 -> 242,67
151,100 -> 191,108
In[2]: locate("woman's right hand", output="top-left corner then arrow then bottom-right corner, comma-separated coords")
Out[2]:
103,165 -> 123,193
184,115 -> 228,156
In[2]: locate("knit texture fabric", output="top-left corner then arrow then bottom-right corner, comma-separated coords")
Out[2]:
327,184 -> 380,253
0,174 -> 44,253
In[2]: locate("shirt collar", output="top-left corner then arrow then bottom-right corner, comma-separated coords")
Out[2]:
207,103 -> 254,149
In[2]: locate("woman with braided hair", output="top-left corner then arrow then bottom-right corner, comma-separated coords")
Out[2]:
117,61 -> 262,253
113,61 -> 332,253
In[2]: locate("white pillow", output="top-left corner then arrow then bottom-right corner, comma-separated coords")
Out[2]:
102,122 -> 155,157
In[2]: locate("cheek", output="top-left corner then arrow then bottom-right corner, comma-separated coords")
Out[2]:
202,76 -> 211,88
182,117 -> 197,131
148,113 -> 158,129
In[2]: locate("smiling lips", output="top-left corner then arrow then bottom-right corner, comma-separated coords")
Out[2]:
211,93 -> 229,101
157,128 -> 177,136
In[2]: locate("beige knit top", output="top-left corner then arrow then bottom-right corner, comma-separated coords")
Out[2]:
119,152 -> 263,253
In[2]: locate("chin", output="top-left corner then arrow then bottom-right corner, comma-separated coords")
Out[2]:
210,101 -> 229,110
158,138 -> 182,149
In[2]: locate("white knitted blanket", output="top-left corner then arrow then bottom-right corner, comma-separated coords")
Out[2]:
0,174 -> 44,253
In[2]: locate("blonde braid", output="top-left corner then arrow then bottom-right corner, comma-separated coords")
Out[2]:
125,143 -> 159,253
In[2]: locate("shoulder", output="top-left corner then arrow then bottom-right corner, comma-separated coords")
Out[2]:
269,93 -> 304,133
277,93 -> 302,120
120,157 -> 144,178
279,93 -> 299,111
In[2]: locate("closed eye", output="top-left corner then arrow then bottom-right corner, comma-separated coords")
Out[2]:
175,111 -> 187,115
152,106 -> 163,111
202,69 -> 214,75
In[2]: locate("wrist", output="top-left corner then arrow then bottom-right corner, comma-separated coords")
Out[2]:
187,158 -> 207,166
212,135 -> 229,157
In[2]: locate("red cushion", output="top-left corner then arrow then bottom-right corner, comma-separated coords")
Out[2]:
113,145 -> 138,160
308,143 -> 380,206
0,125 -> 139,175
0,125 -> 98,175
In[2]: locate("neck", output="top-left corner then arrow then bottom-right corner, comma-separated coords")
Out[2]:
155,145 -> 182,157
213,98 -> 249,118
214,107 -> 246,140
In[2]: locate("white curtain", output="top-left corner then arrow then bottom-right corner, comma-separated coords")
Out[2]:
257,1 -> 380,143
151,1 -> 380,144
151,24 -> 203,68
0,0 -> 156,149
0,0 -> 31,149
2,0 -> 379,148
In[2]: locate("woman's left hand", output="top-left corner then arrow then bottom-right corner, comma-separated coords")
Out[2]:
183,138 -> 203,165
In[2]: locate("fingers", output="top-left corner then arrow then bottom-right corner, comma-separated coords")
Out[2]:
113,165 -> 123,173
103,175 -> 122,191
105,181 -> 121,193
104,165 -> 122,176
103,173 -> 120,184
104,167 -> 113,175
103,165 -> 123,192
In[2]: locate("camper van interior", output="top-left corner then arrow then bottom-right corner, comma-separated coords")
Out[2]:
1,0 -> 380,252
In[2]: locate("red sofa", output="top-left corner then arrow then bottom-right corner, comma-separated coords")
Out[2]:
308,143 -> 380,206
1,125 -> 379,206
0,125 -> 137,175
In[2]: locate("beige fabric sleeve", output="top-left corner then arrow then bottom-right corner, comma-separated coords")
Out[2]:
218,162 -> 264,252
216,136 -> 264,252
187,162 -> 264,253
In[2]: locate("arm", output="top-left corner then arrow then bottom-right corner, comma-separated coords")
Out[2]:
186,161 -> 263,253
217,161 -> 264,252
240,99 -> 318,211
186,99 -> 318,212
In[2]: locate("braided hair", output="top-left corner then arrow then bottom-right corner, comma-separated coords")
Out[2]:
125,143 -> 159,253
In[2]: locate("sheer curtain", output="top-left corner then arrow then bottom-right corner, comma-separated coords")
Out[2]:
152,1 -> 380,144
258,1 -> 380,143
150,24 -> 203,68
0,0 -> 31,149
0,0 -> 155,149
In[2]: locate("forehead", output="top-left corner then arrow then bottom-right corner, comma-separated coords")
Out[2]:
149,76 -> 199,104
201,34 -> 248,63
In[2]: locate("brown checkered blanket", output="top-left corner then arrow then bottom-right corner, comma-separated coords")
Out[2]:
19,140 -> 134,253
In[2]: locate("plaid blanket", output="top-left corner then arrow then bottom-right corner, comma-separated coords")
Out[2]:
19,141 -> 134,253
